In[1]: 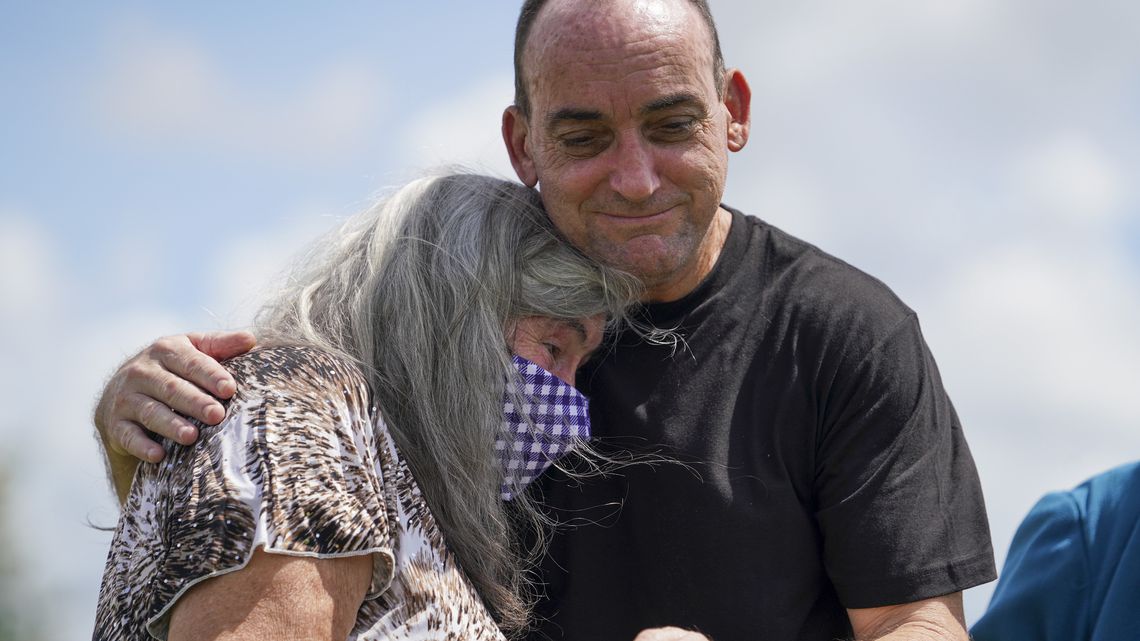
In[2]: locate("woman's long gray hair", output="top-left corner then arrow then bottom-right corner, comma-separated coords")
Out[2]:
255,172 -> 642,632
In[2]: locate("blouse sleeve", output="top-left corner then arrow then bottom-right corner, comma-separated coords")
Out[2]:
96,346 -> 397,641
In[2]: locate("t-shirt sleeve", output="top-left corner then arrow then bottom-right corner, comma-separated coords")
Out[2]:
812,313 -> 996,607
969,491 -> 1088,641
119,347 -> 398,639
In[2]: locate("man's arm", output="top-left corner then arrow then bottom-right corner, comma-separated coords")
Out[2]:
626,595 -> 967,641
624,591 -> 966,641
93,330 -> 256,502
167,548 -> 371,641
847,593 -> 967,641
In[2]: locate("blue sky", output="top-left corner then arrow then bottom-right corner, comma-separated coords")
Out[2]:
2,2 -> 1138,639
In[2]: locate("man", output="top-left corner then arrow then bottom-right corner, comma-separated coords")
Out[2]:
95,1 -> 995,639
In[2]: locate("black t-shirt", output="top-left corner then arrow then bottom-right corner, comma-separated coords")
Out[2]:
523,209 -> 996,641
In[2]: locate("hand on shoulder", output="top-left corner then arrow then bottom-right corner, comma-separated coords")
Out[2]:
93,330 -> 256,501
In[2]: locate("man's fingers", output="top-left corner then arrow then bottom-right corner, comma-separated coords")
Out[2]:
189,329 -> 257,359
118,350 -> 225,426
129,392 -> 201,445
95,330 -> 241,484
139,362 -> 226,426
187,330 -> 256,397
151,335 -> 237,402
110,419 -> 165,463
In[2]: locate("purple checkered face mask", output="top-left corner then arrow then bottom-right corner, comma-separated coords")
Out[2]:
498,355 -> 591,500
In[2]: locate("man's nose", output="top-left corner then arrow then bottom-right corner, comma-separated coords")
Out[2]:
608,133 -> 660,202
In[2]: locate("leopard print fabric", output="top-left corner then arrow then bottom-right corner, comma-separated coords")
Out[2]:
94,345 -> 505,640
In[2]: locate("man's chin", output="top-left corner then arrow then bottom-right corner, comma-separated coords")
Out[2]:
604,238 -> 692,293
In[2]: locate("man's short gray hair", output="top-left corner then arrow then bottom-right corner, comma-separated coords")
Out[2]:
255,171 -> 643,630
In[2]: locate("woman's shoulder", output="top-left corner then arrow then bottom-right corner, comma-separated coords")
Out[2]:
214,345 -> 379,447
223,344 -> 372,407
98,346 -> 401,641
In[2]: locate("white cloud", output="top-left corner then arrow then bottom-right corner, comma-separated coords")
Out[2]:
725,1 -> 995,97
199,205 -> 345,329
935,243 -> 1140,426
0,213 -> 64,325
94,16 -> 386,165
0,212 -> 68,444
398,73 -> 518,179
723,164 -> 829,242
99,228 -> 170,302
1012,133 -> 1127,228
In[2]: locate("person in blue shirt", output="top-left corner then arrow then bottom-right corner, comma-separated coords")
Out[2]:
972,460 -> 1140,641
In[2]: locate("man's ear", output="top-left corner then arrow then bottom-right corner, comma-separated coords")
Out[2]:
723,69 -> 751,153
503,106 -> 538,186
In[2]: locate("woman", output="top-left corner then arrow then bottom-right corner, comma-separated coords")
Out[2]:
93,173 -> 643,640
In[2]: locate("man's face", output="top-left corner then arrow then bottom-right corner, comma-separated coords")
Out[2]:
505,0 -> 749,302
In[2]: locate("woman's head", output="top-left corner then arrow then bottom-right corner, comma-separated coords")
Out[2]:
357,172 -> 639,385
260,172 -> 638,375
510,313 -> 605,386
256,171 -> 642,631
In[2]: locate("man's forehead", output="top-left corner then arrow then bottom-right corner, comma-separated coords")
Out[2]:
524,1 -> 716,115
524,0 -> 711,75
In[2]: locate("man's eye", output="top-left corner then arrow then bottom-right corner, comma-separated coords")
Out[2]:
563,134 -> 596,147
654,118 -> 696,141
557,132 -> 609,156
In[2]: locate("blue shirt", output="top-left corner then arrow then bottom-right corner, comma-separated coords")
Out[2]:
971,461 -> 1140,641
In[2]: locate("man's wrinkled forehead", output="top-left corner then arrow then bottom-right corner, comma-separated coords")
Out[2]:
529,0 -> 684,48
521,0 -> 714,96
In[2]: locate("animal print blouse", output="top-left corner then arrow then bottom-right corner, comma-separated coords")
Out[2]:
94,345 -> 506,640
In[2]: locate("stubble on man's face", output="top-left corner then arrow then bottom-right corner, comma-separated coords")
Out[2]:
518,0 -> 735,302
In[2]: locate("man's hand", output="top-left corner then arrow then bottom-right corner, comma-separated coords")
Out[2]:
633,627 -> 711,641
94,330 -> 256,502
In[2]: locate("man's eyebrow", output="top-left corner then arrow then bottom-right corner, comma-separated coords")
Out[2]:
545,94 -> 702,127
547,108 -> 605,127
642,92 -> 702,115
